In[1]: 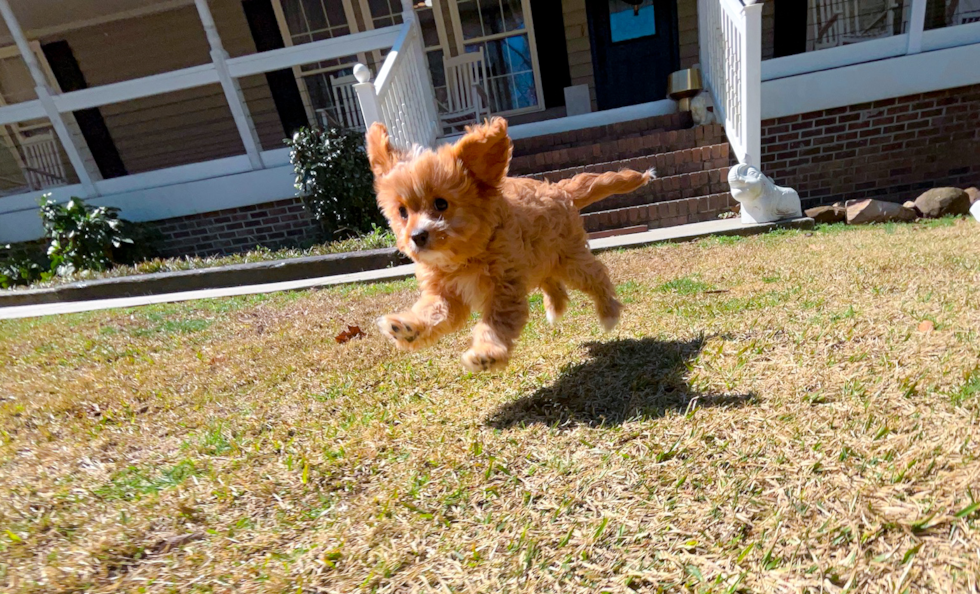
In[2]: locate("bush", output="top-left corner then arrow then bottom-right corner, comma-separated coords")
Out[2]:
113,222 -> 163,266
40,197 -> 135,275
0,247 -> 51,289
286,126 -> 382,240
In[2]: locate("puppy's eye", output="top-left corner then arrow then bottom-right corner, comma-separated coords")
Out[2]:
434,198 -> 449,212
398,206 -> 408,219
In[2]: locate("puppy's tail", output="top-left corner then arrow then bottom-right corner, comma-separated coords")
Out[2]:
558,168 -> 654,210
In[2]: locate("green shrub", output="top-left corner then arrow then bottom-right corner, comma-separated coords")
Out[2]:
40,197 -> 135,275
113,221 -> 163,266
286,126 -> 382,240
0,247 -> 51,289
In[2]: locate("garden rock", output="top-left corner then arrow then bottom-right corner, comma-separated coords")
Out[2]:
902,201 -> 922,217
966,187 -> 979,205
805,204 -> 846,224
845,199 -> 917,225
913,187 -> 970,218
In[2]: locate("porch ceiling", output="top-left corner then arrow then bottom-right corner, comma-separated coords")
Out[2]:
1,0 -> 193,45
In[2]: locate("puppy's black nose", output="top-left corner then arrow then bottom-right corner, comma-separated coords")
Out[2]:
411,230 -> 429,247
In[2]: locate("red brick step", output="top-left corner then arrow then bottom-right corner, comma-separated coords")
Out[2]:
524,143 -> 730,185
511,111 -> 693,157
581,193 -> 736,233
509,124 -> 727,176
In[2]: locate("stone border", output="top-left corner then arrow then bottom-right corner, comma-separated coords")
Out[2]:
0,248 -> 410,308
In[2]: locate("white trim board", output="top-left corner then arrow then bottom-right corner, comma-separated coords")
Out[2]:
761,41 -> 980,120
0,151 -> 298,244
762,23 -> 980,82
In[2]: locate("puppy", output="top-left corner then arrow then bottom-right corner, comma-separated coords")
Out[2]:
367,117 -> 652,372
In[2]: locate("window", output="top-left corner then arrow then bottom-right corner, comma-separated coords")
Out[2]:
273,0 -> 365,128
279,0 -> 357,71
451,0 -> 542,114
365,0 -> 404,28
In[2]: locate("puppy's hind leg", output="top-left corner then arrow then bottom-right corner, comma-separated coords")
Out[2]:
541,278 -> 569,325
462,280 -> 529,372
561,248 -> 622,331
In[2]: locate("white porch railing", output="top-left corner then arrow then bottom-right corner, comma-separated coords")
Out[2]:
352,0 -> 439,150
698,0 -> 763,167
21,129 -> 67,190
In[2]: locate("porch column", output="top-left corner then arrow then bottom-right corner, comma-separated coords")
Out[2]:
906,0 -> 929,54
742,0 -> 763,167
0,0 -> 98,196
194,0 -> 265,169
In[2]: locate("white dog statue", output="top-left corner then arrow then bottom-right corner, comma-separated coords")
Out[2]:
690,92 -> 716,126
728,164 -> 802,224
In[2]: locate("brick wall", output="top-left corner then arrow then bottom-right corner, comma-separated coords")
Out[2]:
151,197 -> 322,257
761,83 -> 980,209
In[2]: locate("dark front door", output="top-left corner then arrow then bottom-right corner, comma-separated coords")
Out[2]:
586,0 -> 679,110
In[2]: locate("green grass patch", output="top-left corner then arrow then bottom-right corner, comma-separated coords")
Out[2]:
656,276 -> 716,295
951,369 -> 980,406
94,461 -> 201,501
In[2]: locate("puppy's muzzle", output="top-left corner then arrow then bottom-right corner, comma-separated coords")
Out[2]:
411,229 -> 429,248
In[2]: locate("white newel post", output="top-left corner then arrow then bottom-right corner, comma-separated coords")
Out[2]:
698,0 -> 801,224
353,64 -> 382,128
741,0 -> 763,168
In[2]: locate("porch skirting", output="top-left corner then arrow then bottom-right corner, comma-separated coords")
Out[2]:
761,82 -> 980,210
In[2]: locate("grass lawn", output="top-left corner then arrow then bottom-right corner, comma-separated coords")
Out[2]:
1,219 -> 979,593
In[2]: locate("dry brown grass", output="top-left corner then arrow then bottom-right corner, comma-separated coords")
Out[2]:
1,219 -> 979,593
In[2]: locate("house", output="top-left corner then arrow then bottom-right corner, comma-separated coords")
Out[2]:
0,0 -> 977,256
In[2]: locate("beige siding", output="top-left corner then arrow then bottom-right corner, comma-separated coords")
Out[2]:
45,2 -> 286,174
212,0 -> 288,150
678,0 -> 700,69
563,0 -> 596,110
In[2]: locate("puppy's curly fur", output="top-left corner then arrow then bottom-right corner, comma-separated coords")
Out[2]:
368,117 -> 652,372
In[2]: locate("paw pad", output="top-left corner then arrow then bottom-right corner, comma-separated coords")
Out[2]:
378,315 -> 421,349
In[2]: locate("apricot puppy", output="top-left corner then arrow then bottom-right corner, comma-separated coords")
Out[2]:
368,118 -> 652,372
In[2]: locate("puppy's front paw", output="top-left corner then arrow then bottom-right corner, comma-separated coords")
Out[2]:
462,345 -> 509,373
377,314 -> 422,350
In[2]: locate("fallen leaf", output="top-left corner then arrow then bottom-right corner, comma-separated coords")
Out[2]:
917,320 -> 934,333
335,325 -> 366,344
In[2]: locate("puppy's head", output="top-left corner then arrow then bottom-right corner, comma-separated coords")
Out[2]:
366,118 -> 512,268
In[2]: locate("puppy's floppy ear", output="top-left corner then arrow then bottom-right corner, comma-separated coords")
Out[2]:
453,117 -> 512,186
365,122 -> 397,177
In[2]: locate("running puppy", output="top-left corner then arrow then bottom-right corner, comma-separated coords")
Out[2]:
368,117 -> 652,372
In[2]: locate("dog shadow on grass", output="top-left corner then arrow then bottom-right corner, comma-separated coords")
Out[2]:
487,336 -> 755,429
